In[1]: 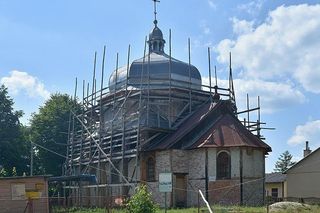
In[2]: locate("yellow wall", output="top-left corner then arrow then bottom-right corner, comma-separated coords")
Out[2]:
283,181 -> 287,197
265,182 -> 284,198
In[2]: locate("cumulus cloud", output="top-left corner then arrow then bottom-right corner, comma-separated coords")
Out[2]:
1,70 -> 50,99
231,17 -> 254,35
202,77 -> 306,113
216,4 -> 320,93
288,120 -> 320,145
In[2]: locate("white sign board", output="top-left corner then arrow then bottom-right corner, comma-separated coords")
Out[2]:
11,184 -> 26,200
159,173 -> 172,192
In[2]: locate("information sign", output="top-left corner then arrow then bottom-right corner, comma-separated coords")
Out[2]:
159,173 -> 172,192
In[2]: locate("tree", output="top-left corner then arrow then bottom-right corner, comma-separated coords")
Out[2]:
274,150 -> 296,172
30,93 -> 80,176
12,167 -> 17,176
0,85 -> 28,175
126,184 -> 157,213
0,168 -> 8,177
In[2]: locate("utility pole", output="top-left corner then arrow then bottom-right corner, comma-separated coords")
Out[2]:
30,135 -> 33,176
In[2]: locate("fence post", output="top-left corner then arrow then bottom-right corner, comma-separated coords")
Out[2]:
28,199 -> 33,213
198,190 -> 213,213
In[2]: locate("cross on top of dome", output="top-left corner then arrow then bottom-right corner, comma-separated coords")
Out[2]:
153,0 -> 160,26
108,0 -> 202,91
149,0 -> 165,53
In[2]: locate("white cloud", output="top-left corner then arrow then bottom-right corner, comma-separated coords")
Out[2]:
208,0 -> 217,10
216,4 -> 320,93
202,77 -> 306,113
237,0 -> 264,16
231,17 -> 254,35
288,120 -> 320,145
1,70 -> 50,99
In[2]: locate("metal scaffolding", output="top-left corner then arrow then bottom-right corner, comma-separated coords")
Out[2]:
62,35 -> 272,208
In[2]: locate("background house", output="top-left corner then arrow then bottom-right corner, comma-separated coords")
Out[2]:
265,172 -> 286,201
285,143 -> 320,199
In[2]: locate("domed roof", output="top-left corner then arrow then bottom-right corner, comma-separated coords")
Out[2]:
130,53 -> 201,80
149,26 -> 164,40
109,25 -> 202,91
109,52 -> 202,91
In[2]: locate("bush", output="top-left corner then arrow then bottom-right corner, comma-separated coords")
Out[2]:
126,184 -> 157,213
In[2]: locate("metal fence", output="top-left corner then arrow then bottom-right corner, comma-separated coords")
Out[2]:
49,195 -> 127,213
47,195 -> 320,212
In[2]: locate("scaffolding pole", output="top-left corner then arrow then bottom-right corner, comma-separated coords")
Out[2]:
188,38 -> 192,113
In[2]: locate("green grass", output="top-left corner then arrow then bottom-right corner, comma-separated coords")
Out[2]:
52,205 -> 320,213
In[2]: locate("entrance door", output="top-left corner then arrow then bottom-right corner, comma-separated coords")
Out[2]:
175,174 -> 187,207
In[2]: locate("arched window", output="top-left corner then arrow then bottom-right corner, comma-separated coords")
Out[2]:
216,151 -> 231,180
146,157 -> 155,181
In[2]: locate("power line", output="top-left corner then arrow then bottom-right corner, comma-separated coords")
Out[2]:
30,139 -> 277,194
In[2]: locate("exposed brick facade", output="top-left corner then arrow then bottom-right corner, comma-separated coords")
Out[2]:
208,179 -> 240,205
142,147 -> 266,207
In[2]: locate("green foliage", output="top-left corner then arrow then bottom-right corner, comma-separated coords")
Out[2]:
0,85 -> 28,174
274,150 -> 296,172
0,168 -> 8,177
30,93 -> 80,176
126,184 -> 157,213
12,167 -> 17,176
50,205 -> 320,213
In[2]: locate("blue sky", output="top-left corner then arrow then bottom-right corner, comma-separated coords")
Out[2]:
1,0 -> 320,172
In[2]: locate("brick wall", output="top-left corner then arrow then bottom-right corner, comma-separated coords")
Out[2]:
171,150 -> 188,173
242,148 -> 264,206
142,147 -> 265,207
155,150 -> 171,176
243,178 -> 264,206
208,179 -> 240,205
147,182 -> 172,208
0,176 -> 49,213
187,179 -> 206,207
188,149 -> 206,180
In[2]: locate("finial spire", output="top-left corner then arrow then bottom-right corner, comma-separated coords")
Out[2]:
148,0 -> 165,53
153,0 -> 160,26
229,52 -> 237,112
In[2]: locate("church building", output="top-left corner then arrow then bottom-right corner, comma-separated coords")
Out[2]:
64,2 -> 271,207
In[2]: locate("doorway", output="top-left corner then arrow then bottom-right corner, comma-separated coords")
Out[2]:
174,174 -> 187,207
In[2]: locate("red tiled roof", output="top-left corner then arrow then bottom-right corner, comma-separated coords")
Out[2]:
143,100 -> 271,153
191,113 -> 271,152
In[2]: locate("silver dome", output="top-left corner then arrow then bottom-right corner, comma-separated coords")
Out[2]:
109,25 -> 202,91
